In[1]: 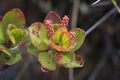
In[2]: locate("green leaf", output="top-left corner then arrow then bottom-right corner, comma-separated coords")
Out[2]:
11,29 -> 27,44
29,22 -> 49,51
61,32 -> 71,49
18,29 -> 28,45
0,49 -> 21,65
38,51 -> 56,71
0,22 -> 5,44
2,8 -> 25,29
70,28 -> 86,51
7,29 -> 15,45
28,43 -> 40,57
55,52 -> 75,65
44,11 -> 61,24
53,24 -> 60,31
11,29 -> 23,43
2,8 -> 25,40
0,45 -> 11,56
64,55 -> 84,68
52,27 -> 68,44
7,24 -> 28,46
51,27 -> 76,52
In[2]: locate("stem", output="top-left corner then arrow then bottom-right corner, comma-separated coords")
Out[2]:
86,8 -> 117,35
75,7 -> 118,80
92,0 -> 101,5
71,0 -> 80,28
69,0 -> 80,80
111,0 -> 120,13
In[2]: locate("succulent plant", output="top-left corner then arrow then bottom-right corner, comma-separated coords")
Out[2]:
28,11 -> 86,71
0,8 -> 28,71
0,8 -> 86,72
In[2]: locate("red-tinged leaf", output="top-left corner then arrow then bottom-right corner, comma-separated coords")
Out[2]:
70,28 -> 86,51
61,32 -> 71,49
68,32 -> 77,51
51,27 -> 68,44
44,11 -> 61,24
2,8 -> 25,29
64,55 -> 84,68
41,67 -> 49,72
0,45 -> 11,56
29,22 -> 49,51
50,43 -> 66,51
61,32 -> 76,51
51,27 -> 76,52
55,52 -> 75,65
2,8 -> 25,40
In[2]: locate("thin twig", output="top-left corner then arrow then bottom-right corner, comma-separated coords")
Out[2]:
75,7 -> 118,80
111,0 -> 120,13
92,0 -> 101,5
69,0 -> 80,80
71,0 -> 80,28
90,1 -> 111,7
69,68 -> 74,80
86,8 -> 117,35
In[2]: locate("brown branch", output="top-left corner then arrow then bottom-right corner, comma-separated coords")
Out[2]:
69,0 -> 80,80
71,0 -> 80,28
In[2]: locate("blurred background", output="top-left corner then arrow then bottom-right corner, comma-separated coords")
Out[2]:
0,0 -> 120,80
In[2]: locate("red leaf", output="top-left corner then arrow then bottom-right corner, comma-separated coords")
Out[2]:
44,11 -> 61,24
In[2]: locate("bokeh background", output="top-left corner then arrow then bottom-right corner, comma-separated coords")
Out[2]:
0,0 -> 120,80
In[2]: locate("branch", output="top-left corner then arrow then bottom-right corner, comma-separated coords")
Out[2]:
90,1 -> 111,7
75,7 -> 118,80
71,0 -> 80,28
69,0 -> 80,80
86,8 -> 117,35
